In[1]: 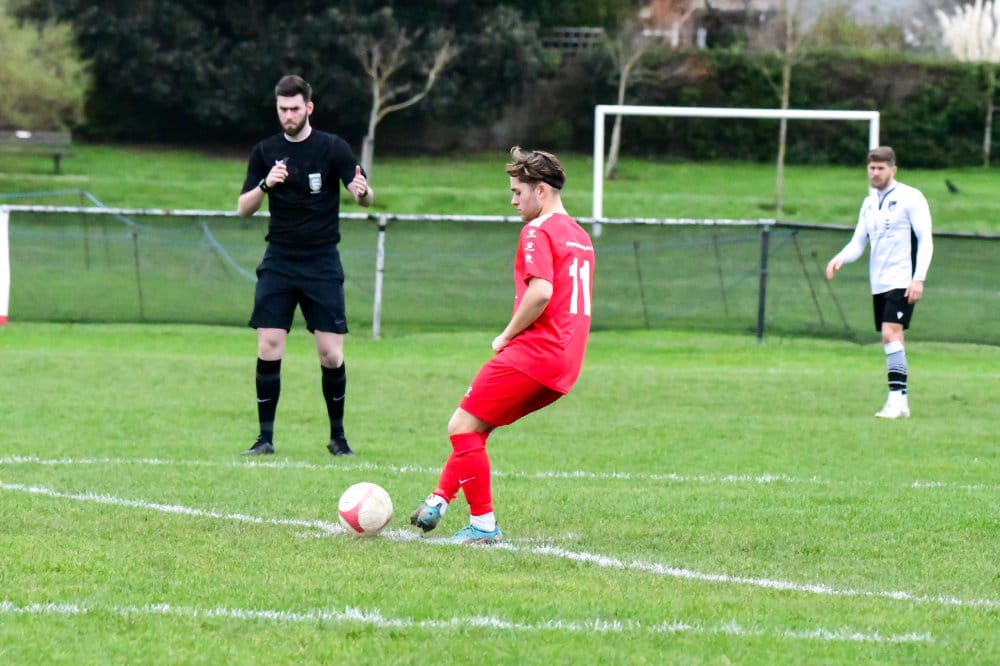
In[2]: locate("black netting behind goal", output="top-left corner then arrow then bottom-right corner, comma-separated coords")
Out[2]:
4,207 -> 998,346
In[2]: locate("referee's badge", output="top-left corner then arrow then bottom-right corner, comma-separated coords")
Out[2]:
309,172 -> 322,193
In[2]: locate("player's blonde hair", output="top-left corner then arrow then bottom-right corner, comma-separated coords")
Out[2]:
506,146 -> 566,190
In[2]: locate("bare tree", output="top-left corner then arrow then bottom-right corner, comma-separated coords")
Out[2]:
745,1 -> 870,215
772,3 -> 800,217
349,11 -> 459,176
603,2 -> 698,179
603,22 -> 656,180
747,0 -> 820,217
937,0 -> 1000,166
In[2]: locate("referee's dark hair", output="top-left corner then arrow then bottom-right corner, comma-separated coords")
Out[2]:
275,75 -> 312,103
867,145 -> 896,166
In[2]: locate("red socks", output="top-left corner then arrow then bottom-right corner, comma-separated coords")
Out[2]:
433,431 -> 493,515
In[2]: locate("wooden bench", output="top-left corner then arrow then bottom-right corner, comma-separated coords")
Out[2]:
0,130 -> 74,174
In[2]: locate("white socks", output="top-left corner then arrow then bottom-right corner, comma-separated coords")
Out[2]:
470,512 -> 497,532
426,494 -> 497,531
425,493 -> 448,516
884,340 -> 908,398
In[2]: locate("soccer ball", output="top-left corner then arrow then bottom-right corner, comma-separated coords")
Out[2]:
338,482 -> 393,537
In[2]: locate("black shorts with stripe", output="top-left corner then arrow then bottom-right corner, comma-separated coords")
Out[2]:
249,243 -> 348,334
872,288 -> 914,332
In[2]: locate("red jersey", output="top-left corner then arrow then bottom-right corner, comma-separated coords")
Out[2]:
497,212 -> 595,393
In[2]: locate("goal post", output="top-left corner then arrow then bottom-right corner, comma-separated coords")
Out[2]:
592,104 -> 881,219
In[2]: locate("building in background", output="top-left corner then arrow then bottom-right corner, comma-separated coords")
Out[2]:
639,0 -> 778,48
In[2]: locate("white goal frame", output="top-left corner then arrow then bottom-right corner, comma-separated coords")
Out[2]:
592,104 -> 881,219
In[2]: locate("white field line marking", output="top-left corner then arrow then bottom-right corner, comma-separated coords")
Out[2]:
0,600 -> 932,644
0,480 -> 346,536
0,455 -> 995,492
528,546 -> 1000,610
1,479 -> 997,612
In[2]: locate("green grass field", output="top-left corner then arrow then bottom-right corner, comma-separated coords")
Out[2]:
2,144 -> 999,663
2,323 -> 999,664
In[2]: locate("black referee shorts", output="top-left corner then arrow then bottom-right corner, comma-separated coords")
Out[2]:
249,244 -> 348,334
872,288 -> 914,332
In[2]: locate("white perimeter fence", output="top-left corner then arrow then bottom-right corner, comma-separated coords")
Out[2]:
2,205 -> 997,345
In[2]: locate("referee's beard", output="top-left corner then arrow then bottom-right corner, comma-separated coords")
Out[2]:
283,117 -> 308,139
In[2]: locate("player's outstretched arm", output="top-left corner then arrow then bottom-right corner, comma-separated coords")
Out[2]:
825,257 -> 843,280
237,187 -> 264,217
826,221 -> 868,280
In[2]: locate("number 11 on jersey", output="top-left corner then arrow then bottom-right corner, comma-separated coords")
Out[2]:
568,258 -> 592,316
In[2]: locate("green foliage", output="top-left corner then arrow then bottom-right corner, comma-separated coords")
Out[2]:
0,0 -> 89,130
1,323 -> 999,663
12,0 -> 369,142
12,0 -> 625,145
353,0 -> 630,32
426,6 -> 546,128
530,47 -> 998,167
526,0 -> 633,28
10,0 -> 999,168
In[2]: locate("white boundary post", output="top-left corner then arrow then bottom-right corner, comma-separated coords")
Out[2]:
593,105 -> 606,220
372,215 -> 388,340
593,105 -> 881,220
0,207 -> 8,325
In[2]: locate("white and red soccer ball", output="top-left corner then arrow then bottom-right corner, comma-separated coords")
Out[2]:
338,482 -> 393,537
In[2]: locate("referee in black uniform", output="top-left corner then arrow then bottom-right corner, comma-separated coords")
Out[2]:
237,75 -> 373,456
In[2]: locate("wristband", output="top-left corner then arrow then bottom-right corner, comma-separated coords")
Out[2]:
258,178 -> 270,193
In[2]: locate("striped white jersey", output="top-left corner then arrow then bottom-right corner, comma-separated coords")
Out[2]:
833,181 -> 934,294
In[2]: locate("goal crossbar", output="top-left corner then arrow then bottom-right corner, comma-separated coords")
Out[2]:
592,104 -> 880,219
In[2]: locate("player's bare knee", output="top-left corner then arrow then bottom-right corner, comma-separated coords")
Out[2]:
446,414 -> 466,437
257,330 -> 286,360
448,408 -> 492,438
880,326 -> 904,346
318,349 -> 344,368
881,334 -> 897,345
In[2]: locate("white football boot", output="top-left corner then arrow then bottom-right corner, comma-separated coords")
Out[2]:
875,393 -> 910,419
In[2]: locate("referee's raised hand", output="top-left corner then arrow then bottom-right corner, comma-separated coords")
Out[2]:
350,165 -> 370,204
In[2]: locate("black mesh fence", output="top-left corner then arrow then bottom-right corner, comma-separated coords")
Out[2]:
3,206 -> 997,345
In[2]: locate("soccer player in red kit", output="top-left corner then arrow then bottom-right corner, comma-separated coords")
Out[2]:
410,147 -> 595,544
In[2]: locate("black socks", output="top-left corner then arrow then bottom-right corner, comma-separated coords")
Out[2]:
322,363 -> 347,439
256,358 -> 281,443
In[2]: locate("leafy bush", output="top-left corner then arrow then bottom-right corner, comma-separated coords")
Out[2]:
520,49 -> 996,167
0,3 -> 88,130
12,0 -> 998,166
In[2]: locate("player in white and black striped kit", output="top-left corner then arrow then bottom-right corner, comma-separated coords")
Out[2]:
826,146 -> 934,419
